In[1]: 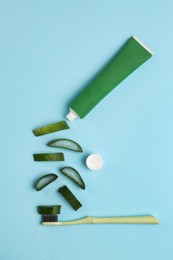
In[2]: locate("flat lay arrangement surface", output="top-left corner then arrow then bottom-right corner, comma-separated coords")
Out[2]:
0,0 -> 173,260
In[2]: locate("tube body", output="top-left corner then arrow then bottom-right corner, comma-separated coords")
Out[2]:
67,36 -> 153,121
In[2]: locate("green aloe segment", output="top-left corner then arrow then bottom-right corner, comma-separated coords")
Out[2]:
33,153 -> 64,161
37,205 -> 61,214
35,173 -> 58,191
58,185 -> 82,211
60,166 -> 85,189
47,138 -> 83,152
33,121 -> 69,136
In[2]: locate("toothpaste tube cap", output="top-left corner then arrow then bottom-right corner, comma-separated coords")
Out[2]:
86,154 -> 103,171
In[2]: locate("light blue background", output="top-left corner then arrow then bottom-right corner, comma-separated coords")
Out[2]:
0,0 -> 172,259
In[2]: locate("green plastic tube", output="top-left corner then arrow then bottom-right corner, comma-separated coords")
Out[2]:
66,36 -> 153,121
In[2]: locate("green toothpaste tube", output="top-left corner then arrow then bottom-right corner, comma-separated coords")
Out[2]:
66,36 -> 153,121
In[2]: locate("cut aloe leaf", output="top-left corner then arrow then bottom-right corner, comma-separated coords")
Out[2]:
33,153 -> 64,161
47,138 -> 83,152
33,121 -> 69,136
37,205 -> 61,214
58,185 -> 82,211
35,173 -> 58,191
60,166 -> 85,189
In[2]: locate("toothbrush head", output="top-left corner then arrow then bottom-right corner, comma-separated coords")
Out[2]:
42,214 -> 58,223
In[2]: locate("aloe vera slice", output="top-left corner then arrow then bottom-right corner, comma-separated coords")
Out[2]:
37,205 -> 61,214
58,185 -> 82,211
60,166 -> 85,189
47,138 -> 83,152
33,121 -> 69,136
35,173 -> 58,191
33,153 -> 64,161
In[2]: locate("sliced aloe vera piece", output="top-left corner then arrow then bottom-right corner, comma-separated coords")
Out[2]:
33,153 -> 64,161
37,205 -> 61,214
60,166 -> 85,189
47,138 -> 83,152
35,173 -> 58,191
33,121 -> 69,136
58,185 -> 82,211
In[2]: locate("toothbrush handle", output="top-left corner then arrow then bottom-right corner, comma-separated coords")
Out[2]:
90,216 -> 159,224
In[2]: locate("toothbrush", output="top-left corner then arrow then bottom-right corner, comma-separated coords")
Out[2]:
42,215 -> 159,226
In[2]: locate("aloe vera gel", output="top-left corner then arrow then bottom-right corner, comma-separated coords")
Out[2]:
66,36 -> 153,121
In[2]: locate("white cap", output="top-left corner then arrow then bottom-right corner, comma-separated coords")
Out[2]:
66,108 -> 79,121
86,154 -> 103,171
